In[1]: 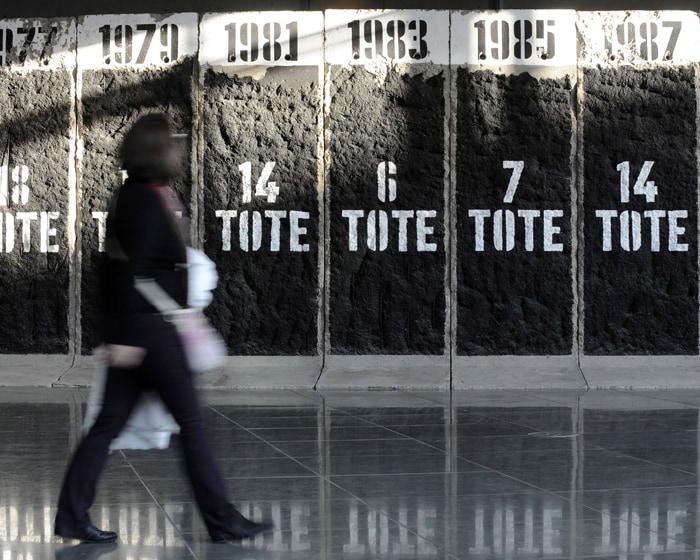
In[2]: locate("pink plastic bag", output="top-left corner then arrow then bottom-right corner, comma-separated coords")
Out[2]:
167,310 -> 227,373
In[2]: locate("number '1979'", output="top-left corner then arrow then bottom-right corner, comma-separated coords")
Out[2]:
98,23 -> 179,65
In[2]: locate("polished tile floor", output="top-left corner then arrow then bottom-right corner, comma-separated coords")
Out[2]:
3,387 -> 700,559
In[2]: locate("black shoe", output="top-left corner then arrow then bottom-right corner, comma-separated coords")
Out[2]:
54,524 -> 118,544
211,519 -> 274,542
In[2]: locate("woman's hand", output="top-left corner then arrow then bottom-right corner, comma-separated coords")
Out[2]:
107,344 -> 146,368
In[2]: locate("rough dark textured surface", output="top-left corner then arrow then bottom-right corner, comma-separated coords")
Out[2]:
329,66 -> 446,355
80,60 -> 194,353
0,69 -> 71,353
456,70 -> 573,355
203,67 -> 319,355
583,66 -> 698,355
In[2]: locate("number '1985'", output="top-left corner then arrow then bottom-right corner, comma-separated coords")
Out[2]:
474,18 -> 556,61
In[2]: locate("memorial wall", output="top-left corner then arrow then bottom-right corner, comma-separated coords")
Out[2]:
0,10 -> 697,387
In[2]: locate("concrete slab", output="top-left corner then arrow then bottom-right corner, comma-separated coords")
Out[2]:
0,355 -> 73,386
200,356 -> 322,389
580,356 -> 700,389
1,353 -> 699,391
52,354 -> 323,390
317,355 -> 451,390
452,355 -> 587,390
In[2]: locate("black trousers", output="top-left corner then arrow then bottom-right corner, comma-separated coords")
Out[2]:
55,315 -> 242,536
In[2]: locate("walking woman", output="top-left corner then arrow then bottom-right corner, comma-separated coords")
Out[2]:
54,113 -> 272,544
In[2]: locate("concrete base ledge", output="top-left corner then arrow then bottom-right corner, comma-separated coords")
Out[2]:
203,356 -> 322,389
1,353 -> 699,390
317,355 -> 451,390
52,354 -> 324,389
453,355 -> 586,390
0,355 -> 73,386
580,356 -> 700,389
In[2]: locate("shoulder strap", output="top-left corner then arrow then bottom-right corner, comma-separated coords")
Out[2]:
134,278 -> 181,314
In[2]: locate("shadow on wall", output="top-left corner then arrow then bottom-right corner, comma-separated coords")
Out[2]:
328,65 -> 447,355
0,62 -> 194,354
1,54 -> 452,358
0,67 -> 73,353
78,62 -> 195,354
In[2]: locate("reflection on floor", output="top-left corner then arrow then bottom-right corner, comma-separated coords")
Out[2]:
2,387 -> 700,559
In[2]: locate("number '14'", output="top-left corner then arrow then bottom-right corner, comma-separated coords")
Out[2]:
238,161 -> 279,203
617,161 -> 658,203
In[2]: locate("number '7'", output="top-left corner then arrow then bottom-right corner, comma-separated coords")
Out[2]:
503,160 -> 524,203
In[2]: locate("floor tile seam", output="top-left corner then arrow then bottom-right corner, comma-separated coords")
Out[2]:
125,453 -> 450,464
206,405 -> 328,479
335,411 -> 448,417
202,406 -> 318,418
580,428 -> 699,436
167,503 -> 700,555
540,499 -> 700,553
313,389 -> 433,404
322,405 -> 455,455
582,443 -> 700,477
321,414 -> 449,427
452,415 -> 580,436
496,388 -> 583,407
326,469 -> 491,480
604,388 -> 700,407
582,428 -> 699,436
566,484 -> 700,493
445,451 -> 700,544
569,510 -> 700,553
243,421 -> 452,430
396,389 -> 453,407
625,390 -> 700,410
287,389 -> 327,404
210,414 -> 449,435
208,403 -> 452,458
243,426 -> 439,437
240,437 -> 443,445
284,391 -> 396,418
230,420 -> 383,428
118,450 -> 199,559
553,489 -> 700,545
325,468 -> 493,476
308,483 -> 461,560
208,400 -> 696,548
206,405 -> 460,558
141,474 -> 322,482
451,433 -> 583,441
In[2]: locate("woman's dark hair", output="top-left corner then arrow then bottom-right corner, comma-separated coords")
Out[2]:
120,113 -> 176,181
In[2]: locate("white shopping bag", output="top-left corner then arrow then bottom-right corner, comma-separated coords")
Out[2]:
83,346 -> 180,451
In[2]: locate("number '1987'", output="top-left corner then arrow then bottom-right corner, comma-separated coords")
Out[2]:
605,21 -> 681,61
